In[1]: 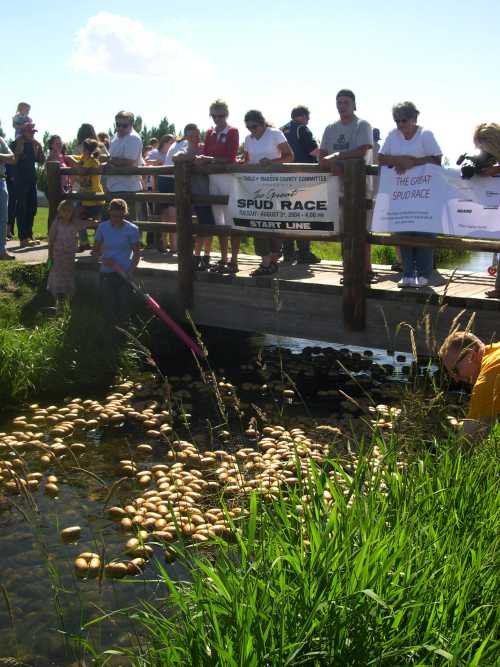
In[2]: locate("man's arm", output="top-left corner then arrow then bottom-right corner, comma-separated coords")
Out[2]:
129,242 -> 141,273
322,144 -> 371,163
109,157 -> 137,167
0,152 -> 15,165
459,418 -> 493,440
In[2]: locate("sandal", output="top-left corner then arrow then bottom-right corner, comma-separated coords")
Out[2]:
227,260 -> 239,274
250,263 -> 278,277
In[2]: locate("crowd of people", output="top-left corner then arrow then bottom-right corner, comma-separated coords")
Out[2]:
1,95 -> 499,435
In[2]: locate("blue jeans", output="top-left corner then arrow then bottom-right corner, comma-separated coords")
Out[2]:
15,181 -> 37,241
399,233 -> 434,278
0,180 -> 7,253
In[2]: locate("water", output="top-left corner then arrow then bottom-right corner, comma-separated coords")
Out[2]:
0,331 -> 442,666
442,250 -> 494,273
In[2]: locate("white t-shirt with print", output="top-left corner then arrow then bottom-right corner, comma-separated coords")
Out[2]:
244,127 -> 287,165
379,127 -> 442,158
107,130 -> 143,192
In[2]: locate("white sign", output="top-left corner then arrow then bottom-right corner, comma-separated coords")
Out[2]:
373,164 -> 500,239
227,172 -> 340,236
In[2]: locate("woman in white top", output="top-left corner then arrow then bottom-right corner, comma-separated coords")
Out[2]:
145,134 -> 176,252
241,110 -> 294,276
378,102 -> 442,288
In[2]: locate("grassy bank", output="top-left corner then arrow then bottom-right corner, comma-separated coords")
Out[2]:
93,429 -> 499,666
0,262 -> 138,407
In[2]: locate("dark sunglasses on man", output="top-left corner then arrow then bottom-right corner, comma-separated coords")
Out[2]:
116,122 -> 131,129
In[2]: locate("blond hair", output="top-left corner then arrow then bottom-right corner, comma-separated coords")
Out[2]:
209,99 -> 229,117
109,198 -> 129,215
438,331 -> 482,360
57,199 -> 74,215
473,123 -> 500,160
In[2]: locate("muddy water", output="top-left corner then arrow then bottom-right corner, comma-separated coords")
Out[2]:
0,335 -> 435,666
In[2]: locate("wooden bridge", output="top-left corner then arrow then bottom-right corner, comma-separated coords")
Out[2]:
47,160 -> 500,353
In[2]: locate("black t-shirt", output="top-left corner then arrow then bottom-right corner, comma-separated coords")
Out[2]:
10,139 -> 37,185
281,120 -> 318,163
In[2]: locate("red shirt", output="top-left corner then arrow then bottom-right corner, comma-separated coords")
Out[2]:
203,126 -> 239,163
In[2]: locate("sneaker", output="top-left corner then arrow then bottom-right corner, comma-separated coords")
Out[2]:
298,251 -> 321,264
398,276 -> 415,288
0,252 -> 15,261
416,276 -> 429,287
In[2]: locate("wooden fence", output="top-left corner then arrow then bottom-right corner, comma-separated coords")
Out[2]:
47,160 -> 500,333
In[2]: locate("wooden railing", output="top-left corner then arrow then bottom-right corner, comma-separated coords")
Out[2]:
47,160 -> 500,333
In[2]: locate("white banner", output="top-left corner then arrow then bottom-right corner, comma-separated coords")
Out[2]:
373,164 -> 500,239
227,172 -> 340,236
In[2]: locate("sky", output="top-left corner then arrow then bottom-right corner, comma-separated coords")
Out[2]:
2,0 -> 499,161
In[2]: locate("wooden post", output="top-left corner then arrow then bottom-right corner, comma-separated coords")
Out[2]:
174,159 -> 194,309
46,161 -> 63,228
342,158 -> 367,331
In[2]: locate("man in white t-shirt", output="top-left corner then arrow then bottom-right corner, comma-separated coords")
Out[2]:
106,111 -> 143,193
319,89 -> 374,280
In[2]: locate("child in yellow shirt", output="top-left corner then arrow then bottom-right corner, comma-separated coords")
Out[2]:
76,138 -> 104,251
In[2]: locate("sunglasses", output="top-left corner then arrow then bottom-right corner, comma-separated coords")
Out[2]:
246,124 -> 259,131
116,122 -> 131,129
212,113 -> 227,119
394,118 -> 409,124
448,347 -> 473,377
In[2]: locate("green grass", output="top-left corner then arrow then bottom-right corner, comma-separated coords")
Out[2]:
102,432 -> 499,666
0,263 -> 139,406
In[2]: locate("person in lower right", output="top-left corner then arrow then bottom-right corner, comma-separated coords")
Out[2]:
439,330 -> 500,439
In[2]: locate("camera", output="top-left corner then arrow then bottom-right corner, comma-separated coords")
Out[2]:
456,150 -> 496,179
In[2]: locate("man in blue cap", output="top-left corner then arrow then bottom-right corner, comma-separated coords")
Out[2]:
281,105 -> 320,264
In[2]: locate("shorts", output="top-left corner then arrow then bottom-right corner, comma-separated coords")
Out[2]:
209,174 -> 233,226
157,175 -> 175,212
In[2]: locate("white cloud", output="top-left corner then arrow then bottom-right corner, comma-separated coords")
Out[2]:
70,12 -> 211,79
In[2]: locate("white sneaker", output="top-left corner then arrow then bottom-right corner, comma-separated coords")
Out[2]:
417,276 -> 429,287
398,276 -> 414,288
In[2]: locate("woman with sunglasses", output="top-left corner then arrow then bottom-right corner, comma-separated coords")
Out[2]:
196,99 -> 240,273
378,102 -> 442,288
241,110 -> 294,276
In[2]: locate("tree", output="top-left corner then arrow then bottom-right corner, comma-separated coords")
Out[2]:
0,122 -> 4,138
140,117 -> 176,146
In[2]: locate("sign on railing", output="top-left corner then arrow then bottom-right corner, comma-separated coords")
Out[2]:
225,172 -> 340,236
373,164 -> 500,239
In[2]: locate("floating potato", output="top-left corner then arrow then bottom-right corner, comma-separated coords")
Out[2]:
61,526 -> 81,541
120,517 -> 133,530
146,430 -> 161,438
45,483 -> 59,497
74,557 -> 89,576
136,444 -> 153,455
164,548 -> 176,563
138,475 -> 152,486
130,544 -> 154,558
105,562 -> 129,579
127,558 -> 146,575
126,537 -> 140,553
192,532 -> 209,543
107,506 -> 127,520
